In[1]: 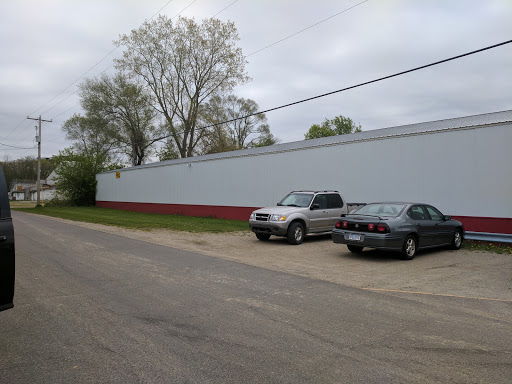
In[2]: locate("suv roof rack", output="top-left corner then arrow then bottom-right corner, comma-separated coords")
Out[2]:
291,190 -> 339,193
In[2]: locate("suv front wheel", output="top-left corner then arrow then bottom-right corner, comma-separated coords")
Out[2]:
287,222 -> 305,245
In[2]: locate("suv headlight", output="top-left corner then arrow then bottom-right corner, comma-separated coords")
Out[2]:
250,213 -> 256,220
270,214 -> 287,222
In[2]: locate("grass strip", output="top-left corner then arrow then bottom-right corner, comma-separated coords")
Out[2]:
12,206 -> 249,233
463,240 -> 512,254
11,205 -> 512,253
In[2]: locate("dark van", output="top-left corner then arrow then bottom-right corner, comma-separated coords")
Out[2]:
0,166 -> 14,311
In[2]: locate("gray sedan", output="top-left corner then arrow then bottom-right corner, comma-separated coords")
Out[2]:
332,202 -> 464,260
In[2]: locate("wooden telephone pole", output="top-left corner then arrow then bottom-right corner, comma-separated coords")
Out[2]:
27,115 -> 52,207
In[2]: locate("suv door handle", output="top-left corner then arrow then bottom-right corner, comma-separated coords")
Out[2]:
0,235 -> 6,242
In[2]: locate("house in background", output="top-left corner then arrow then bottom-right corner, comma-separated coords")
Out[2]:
10,171 -> 58,201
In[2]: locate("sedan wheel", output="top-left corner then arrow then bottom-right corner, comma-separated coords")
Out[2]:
401,235 -> 417,260
450,229 -> 463,250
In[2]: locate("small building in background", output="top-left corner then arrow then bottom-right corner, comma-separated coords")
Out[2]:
9,171 -> 58,202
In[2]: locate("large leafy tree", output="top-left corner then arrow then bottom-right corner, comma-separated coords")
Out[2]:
305,115 -> 362,140
114,15 -> 249,158
61,114 -> 117,159
200,95 -> 278,154
78,73 -> 165,166
52,148 -> 121,206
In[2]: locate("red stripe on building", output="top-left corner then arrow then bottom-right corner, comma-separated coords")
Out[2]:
96,201 -> 512,234
96,201 -> 258,221
450,216 -> 512,235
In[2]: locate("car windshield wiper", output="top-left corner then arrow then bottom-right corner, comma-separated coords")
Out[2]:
277,203 -> 283,206
287,204 -> 298,207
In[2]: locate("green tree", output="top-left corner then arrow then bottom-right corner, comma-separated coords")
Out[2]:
52,148 -> 120,206
200,95 -> 278,154
61,114 -> 117,159
305,115 -> 362,140
156,138 -> 180,161
78,73 -> 165,166
249,124 -> 279,148
0,156 -> 54,190
114,15 -> 249,158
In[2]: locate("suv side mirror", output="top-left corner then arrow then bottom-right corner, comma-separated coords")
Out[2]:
310,204 -> 319,210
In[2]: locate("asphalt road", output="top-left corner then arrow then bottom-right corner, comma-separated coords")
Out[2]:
1,212 -> 511,383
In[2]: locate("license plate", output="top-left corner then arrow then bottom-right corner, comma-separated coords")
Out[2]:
348,233 -> 361,241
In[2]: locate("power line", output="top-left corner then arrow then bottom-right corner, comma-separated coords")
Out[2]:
43,0 -> 203,120
171,0 -> 198,20
29,47 -> 118,117
44,0 -> 363,123
3,118 -> 30,139
44,1 -> 242,134
0,0 -> 188,156
87,38 -> 512,154
194,39 -> 512,131
0,142 -> 35,150
149,0 -> 176,20
213,0 -> 239,17
27,0 -> 181,118
8,38 -> 511,159
247,0 -> 369,57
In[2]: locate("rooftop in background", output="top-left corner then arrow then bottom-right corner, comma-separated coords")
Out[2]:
101,109 -> 512,174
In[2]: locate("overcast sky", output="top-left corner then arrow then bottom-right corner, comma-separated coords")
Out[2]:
1,0 -> 511,161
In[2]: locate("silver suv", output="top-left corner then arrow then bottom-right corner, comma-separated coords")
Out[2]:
249,191 -> 356,245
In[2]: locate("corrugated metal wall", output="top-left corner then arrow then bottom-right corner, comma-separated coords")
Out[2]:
96,123 -> 512,219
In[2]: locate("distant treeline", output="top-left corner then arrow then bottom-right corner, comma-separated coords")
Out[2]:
0,156 -> 54,190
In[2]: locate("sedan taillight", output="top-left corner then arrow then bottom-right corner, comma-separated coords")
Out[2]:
377,223 -> 390,233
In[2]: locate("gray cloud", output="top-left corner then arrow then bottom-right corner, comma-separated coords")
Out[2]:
1,0 -> 511,160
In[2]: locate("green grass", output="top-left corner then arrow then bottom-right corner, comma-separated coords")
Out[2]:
12,206 -> 249,233
462,240 -> 512,255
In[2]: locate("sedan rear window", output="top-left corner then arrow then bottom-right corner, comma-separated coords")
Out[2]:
353,204 -> 405,217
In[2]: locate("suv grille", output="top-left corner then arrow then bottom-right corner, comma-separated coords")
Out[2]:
255,213 -> 270,221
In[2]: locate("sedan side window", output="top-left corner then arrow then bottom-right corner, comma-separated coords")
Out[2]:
425,206 -> 443,221
408,206 -> 428,220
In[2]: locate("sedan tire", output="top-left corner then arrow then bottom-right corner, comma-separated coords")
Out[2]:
287,222 -> 305,245
401,235 -> 417,260
450,229 -> 463,250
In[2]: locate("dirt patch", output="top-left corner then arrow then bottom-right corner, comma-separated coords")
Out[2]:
44,217 -> 512,301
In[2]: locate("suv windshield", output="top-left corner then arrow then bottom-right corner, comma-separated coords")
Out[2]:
353,203 -> 405,217
278,193 -> 313,208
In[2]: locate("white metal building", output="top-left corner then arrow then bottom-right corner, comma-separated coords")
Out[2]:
96,110 -> 512,241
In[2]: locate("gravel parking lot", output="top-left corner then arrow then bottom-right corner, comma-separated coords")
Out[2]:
52,217 -> 512,302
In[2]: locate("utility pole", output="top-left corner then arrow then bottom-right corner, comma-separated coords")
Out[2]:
27,115 -> 52,207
